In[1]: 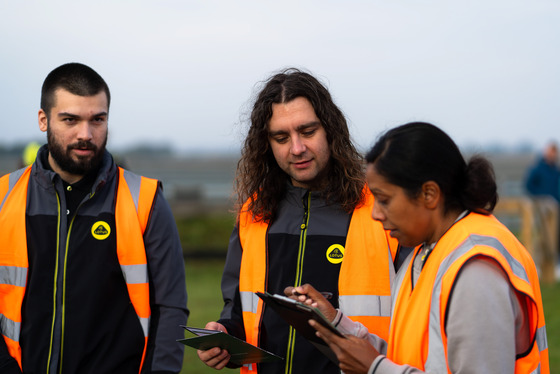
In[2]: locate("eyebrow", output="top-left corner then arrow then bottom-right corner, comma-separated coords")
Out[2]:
268,121 -> 321,136
57,111 -> 108,118
370,188 -> 388,196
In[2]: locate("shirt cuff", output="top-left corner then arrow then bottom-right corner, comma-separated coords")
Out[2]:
368,355 -> 386,374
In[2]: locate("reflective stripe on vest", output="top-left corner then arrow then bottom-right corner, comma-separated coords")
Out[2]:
0,166 -> 157,373
116,167 -> 158,372
388,213 -> 549,374
338,188 -> 396,326
238,187 -> 395,373
0,166 -> 31,370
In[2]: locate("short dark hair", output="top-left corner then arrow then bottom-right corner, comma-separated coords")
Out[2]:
41,63 -> 111,118
235,68 -> 365,222
366,122 -> 497,214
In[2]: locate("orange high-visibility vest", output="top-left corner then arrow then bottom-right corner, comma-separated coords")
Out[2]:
387,212 -> 549,374
0,166 -> 158,373
238,187 -> 397,373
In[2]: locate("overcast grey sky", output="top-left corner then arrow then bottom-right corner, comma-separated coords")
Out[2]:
1,0 -> 559,154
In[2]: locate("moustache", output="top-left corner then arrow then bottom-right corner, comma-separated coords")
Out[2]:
68,141 -> 97,152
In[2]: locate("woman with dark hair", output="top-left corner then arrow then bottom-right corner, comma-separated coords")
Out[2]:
287,122 -> 549,373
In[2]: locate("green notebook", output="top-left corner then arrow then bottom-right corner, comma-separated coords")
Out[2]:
178,326 -> 283,365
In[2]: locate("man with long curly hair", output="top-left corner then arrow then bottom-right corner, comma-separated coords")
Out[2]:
197,68 -> 399,374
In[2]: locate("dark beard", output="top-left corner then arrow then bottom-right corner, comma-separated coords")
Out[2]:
47,127 -> 107,176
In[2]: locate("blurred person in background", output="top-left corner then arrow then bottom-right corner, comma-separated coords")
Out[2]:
525,141 -> 560,203
0,62 -> 188,374
525,141 -> 560,258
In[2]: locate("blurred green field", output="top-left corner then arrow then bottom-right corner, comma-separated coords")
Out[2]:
181,259 -> 560,373
182,259 -> 225,373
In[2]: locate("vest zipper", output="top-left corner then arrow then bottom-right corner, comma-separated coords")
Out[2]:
47,189 -> 92,374
284,192 -> 311,374
46,192 -> 62,374
57,215 -> 78,374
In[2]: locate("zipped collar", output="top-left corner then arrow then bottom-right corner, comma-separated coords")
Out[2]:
284,182 -> 329,209
32,144 -> 116,194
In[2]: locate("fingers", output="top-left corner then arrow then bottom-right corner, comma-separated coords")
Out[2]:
283,286 -> 298,299
285,284 -> 338,321
196,322 -> 231,369
205,321 -> 228,333
309,319 -> 341,345
311,320 -> 380,374
294,283 -> 319,297
197,347 -> 231,369
292,284 -> 322,304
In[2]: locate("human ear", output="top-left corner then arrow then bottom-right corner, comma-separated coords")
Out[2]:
421,181 -> 441,210
38,109 -> 48,132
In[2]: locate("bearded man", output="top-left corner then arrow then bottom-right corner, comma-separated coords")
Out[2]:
0,63 -> 188,374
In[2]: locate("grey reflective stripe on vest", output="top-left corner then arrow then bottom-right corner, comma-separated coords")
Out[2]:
0,266 -> 27,287
121,263 -> 150,336
536,325 -> 548,352
339,294 -> 392,317
340,247 -> 394,318
240,291 -> 260,314
122,169 -> 142,212
424,234 -> 541,372
0,167 -> 27,212
0,314 -> 20,342
139,316 -> 150,337
0,169 -> 28,344
121,264 -> 149,284
120,170 -> 149,337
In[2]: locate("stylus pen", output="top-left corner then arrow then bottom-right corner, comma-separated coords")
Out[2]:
320,292 -> 333,300
293,291 -> 333,300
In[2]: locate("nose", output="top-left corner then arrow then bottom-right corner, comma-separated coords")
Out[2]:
290,136 -> 306,155
76,122 -> 93,141
371,200 -> 385,222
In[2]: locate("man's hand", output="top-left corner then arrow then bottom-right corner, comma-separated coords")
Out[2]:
310,319 -> 380,374
196,322 -> 231,370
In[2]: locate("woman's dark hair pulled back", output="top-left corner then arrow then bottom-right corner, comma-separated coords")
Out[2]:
365,122 -> 497,214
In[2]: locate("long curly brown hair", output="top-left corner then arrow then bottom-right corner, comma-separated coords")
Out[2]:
235,68 -> 365,222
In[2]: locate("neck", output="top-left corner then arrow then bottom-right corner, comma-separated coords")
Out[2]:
427,209 -> 463,245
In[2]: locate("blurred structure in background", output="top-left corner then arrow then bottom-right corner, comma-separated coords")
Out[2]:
2,143 -> 559,282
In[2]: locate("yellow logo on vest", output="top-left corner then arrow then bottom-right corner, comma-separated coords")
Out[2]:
91,221 -> 111,240
326,244 -> 344,264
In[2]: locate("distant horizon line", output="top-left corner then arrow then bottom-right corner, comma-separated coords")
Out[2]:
0,140 -> 547,156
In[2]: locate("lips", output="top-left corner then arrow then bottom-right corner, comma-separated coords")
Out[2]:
292,160 -> 312,169
72,148 -> 94,157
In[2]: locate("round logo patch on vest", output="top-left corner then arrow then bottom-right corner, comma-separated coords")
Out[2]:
326,244 -> 344,264
91,221 -> 111,240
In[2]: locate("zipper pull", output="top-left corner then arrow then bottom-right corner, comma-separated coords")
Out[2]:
301,191 -> 310,230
